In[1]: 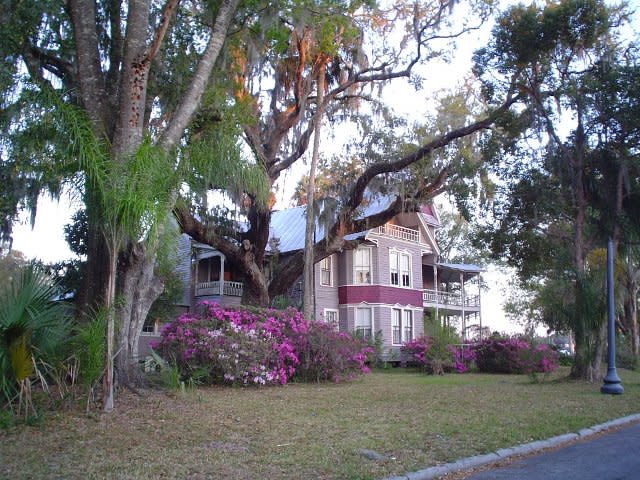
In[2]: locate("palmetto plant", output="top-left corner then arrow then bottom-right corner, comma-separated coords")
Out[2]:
0,265 -> 71,417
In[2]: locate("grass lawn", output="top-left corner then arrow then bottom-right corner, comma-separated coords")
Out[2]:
2,367 -> 639,480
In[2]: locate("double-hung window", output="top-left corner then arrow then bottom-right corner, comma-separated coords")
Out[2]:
355,307 -> 373,339
392,309 -> 402,345
403,310 -> 413,341
390,250 -> 411,287
354,247 -> 371,284
324,309 -> 339,328
392,308 -> 414,345
320,256 -> 332,286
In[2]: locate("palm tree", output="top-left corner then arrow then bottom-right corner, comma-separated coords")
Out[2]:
0,265 -> 71,417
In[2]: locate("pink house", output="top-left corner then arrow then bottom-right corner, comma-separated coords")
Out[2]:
140,202 -> 483,357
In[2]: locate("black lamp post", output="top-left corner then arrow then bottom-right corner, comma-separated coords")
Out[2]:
601,238 -> 623,395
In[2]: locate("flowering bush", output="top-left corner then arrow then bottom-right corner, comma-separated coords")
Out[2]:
447,344 -> 476,373
152,302 -> 371,386
401,336 -> 431,366
292,321 -> 372,383
401,336 -> 458,374
472,336 -> 559,376
518,343 -> 560,381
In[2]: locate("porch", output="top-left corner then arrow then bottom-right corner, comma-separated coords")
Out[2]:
195,280 -> 244,298
422,289 -> 481,309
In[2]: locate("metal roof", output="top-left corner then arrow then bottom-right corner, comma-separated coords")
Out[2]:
436,262 -> 483,282
269,196 -> 394,253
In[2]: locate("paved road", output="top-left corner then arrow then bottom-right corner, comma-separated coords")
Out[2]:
464,422 -> 640,480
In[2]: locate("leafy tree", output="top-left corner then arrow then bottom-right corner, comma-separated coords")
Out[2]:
472,0 -> 640,379
175,10 -> 521,307
1,0 -> 243,410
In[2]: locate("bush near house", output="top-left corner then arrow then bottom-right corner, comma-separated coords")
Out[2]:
401,336 -> 476,374
401,335 -> 559,377
151,302 -> 371,386
472,336 -> 559,375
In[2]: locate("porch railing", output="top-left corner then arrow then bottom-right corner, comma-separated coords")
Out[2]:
423,289 -> 480,308
195,280 -> 244,297
375,224 -> 420,243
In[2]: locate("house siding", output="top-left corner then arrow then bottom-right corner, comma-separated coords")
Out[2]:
314,255 -> 339,321
176,234 -> 193,307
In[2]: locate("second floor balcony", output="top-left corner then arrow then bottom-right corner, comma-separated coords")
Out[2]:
375,223 -> 420,244
422,289 -> 480,309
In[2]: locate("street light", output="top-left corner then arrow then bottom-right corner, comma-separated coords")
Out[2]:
601,238 -> 623,395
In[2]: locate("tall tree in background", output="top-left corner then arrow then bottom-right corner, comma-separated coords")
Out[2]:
176,0 -> 521,307
473,0 -> 639,380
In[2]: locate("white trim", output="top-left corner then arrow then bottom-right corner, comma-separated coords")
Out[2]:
341,301 -> 422,309
417,213 -> 440,257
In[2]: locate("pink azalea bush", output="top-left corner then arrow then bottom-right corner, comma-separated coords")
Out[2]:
401,336 -> 476,374
401,336 -> 432,367
151,302 -> 371,386
472,336 -> 559,375
447,344 -> 476,373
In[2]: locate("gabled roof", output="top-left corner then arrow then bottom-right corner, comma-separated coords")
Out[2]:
419,204 -> 440,227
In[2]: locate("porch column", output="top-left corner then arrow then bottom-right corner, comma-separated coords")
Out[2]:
219,255 -> 225,296
460,272 -> 466,342
433,264 -> 439,326
478,273 -> 483,339
191,245 -> 198,309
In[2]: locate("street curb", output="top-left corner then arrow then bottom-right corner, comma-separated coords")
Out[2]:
381,413 -> 640,480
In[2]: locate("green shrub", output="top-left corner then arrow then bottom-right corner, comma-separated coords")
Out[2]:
0,265 -> 72,415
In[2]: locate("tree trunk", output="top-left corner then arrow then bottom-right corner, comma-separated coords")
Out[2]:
623,284 -> 639,357
76,189 -> 110,320
303,62 -> 325,320
115,241 -> 164,386
102,237 -> 118,412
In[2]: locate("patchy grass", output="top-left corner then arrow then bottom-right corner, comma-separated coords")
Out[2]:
2,368 -> 639,479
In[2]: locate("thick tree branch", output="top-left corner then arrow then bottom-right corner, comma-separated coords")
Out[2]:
23,45 -> 76,88
173,202 -> 240,262
144,0 -> 180,66
345,89 -> 520,211
68,0 -> 108,134
160,0 -> 241,151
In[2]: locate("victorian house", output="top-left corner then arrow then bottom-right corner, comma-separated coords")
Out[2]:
141,201 -> 483,355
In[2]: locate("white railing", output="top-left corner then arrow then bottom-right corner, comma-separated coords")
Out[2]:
423,289 -> 480,308
376,224 -> 420,243
195,281 -> 244,297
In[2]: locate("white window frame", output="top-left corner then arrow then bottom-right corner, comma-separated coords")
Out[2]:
389,249 -> 412,288
324,308 -> 339,329
355,307 -> 373,339
320,256 -> 332,286
392,308 -> 402,345
353,247 -> 372,284
391,308 -> 414,345
403,310 -> 414,342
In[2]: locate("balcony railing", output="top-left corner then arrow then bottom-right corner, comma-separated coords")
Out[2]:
375,224 -> 420,243
196,280 -> 244,297
423,289 -> 480,308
